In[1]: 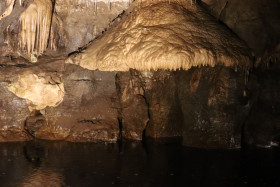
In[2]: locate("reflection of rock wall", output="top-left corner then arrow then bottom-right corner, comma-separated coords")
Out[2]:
21,169 -> 65,187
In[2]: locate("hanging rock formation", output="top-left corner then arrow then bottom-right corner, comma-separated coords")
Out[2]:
18,0 -> 53,57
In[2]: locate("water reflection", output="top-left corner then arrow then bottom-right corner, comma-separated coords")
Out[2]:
23,141 -> 45,167
20,168 -> 64,187
0,140 -> 279,186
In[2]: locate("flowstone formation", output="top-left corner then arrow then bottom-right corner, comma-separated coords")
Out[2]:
0,0 -> 279,149
18,0 -> 53,58
66,1 -> 251,71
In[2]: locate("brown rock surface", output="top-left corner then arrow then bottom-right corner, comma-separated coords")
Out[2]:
5,0 -> 280,150
54,0 -> 129,52
201,0 -> 280,60
0,56 -> 119,142
244,64 -> 280,148
177,66 -> 249,148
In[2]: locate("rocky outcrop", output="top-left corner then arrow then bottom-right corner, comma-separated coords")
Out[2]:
117,70 -> 182,140
2,0 -> 280,150
116,67 -> 249,149
178,67 -> 249,148
39,66 -> 119,142
0,53 -> 250,148
0,57 -> 119,142
201,0 -> 280,148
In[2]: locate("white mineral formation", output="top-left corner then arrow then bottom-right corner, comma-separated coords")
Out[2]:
66,1 -> 251,71
7,72 -> 65,111
18,0 -> 53,56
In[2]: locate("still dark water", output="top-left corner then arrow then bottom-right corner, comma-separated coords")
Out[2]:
0,140 -> 279,187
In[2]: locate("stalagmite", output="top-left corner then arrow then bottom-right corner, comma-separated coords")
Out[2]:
108,0 -> 111,10
18,0 -> 53,58
0,0 -> 16,21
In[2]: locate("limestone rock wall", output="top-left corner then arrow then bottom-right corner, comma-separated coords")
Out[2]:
54,0 -> 129,52
178,67 -> 249,148
201,0 -> 280,61
0,55 -> 250,149
0,0 -> 280,149
116,67 -> 249,149
244,65 -> 280,148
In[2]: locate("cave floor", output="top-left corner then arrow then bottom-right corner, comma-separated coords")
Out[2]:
0,140 -> 279,186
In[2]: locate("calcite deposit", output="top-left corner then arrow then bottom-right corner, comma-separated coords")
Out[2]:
66,1 -> 251,71
18,0 -> 53,57
7,72 -> 64,111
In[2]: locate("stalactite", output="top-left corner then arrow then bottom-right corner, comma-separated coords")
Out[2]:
18,0 -> 53,57
94,25 -> 97,36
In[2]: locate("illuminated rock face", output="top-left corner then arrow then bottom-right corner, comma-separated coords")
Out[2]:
0,0 -> 279,149
67,2 -> 251,71
54,0 -> 130,52
37,66 -> 119,142
0,59 -> 119,143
